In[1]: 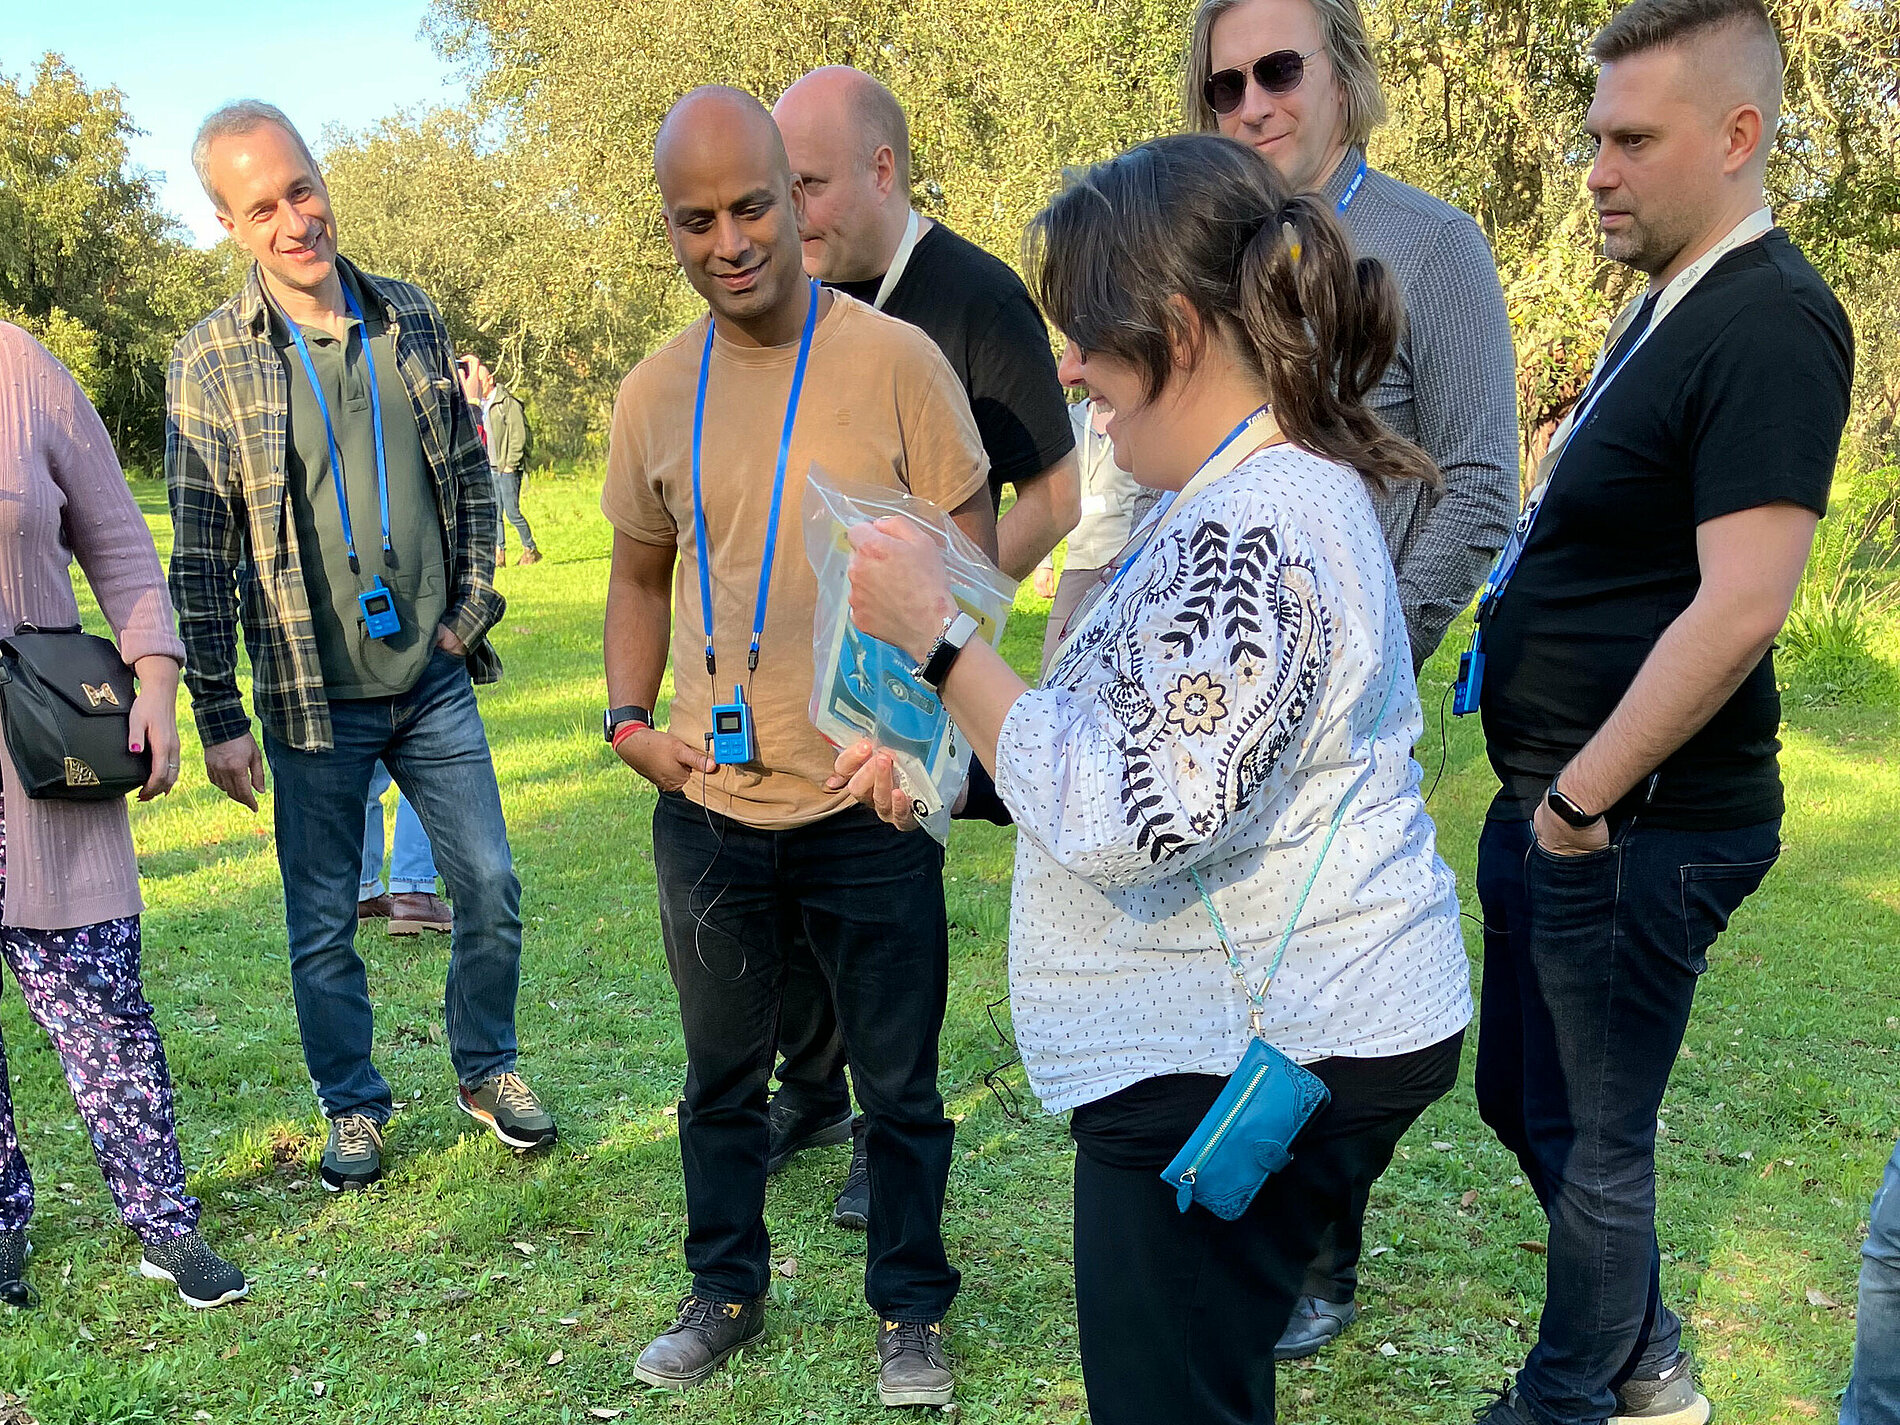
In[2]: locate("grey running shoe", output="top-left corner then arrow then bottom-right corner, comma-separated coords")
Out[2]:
877,1319 -> 954,1408
0,1229 -> 34,1307
633,1295 -> 766,1388
459,1071 -> 557,1151
140,1230 -> 248,1308
765,1095 -> 853,1175
832,1117 -> 869,1230
1612,1352 -> 1712,1424
1274,1293 -> 1357,1360
321,1114 -> 385,1191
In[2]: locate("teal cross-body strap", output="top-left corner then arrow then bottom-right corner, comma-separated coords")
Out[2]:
1191,656 -> 1402,1031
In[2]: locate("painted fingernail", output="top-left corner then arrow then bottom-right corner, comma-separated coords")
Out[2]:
130,744 -> 143,754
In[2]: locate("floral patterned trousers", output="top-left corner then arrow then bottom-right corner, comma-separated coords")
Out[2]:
0,802 -> 197,1242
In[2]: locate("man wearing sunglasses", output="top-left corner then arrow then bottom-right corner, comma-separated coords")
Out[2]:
1184,0 -> 1521,1363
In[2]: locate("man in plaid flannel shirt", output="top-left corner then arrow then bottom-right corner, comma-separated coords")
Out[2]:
167,102 -> 555,1192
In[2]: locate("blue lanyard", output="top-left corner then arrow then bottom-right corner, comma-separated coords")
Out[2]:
1473,296 -> 1657,626
1109,405 -> 1272,591
279,283 -> 391,576
1336,154 -> 1368,214
690,279 -> 821,678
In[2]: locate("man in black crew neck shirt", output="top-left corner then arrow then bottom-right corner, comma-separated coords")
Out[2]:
1469,3 -> 1851,1424
765,68 -> 1080,1227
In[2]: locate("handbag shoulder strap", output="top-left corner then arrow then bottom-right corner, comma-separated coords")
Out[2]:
1190,656 -> 1402,1035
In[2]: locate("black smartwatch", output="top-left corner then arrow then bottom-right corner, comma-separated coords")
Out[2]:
604,705 -> 652,742
913,611 -> 981,691
1544,780 -> 1603,829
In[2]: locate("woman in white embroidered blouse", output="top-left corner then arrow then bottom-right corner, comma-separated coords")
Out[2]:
834,134 -> 1472,1424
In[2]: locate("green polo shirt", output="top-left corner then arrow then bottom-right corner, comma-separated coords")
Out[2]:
273,269 -> 448,699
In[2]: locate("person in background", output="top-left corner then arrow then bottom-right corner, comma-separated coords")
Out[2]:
169,101 -> 556,1195
481,365 -> 540,567
768,65 -> 1080,1229
832,132 -> 1471,1425
1183,0 -> 1521,1358
0,322 -> 246,1310
1034,400 -> 1156,671
1842,1136 -> 1899,1424
358,762 -> 452,935
603,86 -> 993,1407
1468,1 -> 1851,1421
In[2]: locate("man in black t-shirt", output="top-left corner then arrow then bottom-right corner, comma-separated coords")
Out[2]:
764,67 -> 1080,1230
1469,3 -> 1851,1424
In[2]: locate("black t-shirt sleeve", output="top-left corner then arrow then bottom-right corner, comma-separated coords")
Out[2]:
965,291 -> 1076,491
1684,291 -> 1851,525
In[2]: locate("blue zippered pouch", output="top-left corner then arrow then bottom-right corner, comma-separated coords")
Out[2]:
1159,1035 -> 1331,1220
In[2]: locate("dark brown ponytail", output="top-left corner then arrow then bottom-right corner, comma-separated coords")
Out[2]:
1239,193 -> 1439,490
1028,133 -> 1439,493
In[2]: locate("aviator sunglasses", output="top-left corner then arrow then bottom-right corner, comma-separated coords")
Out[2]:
1202,47 -> 1322,115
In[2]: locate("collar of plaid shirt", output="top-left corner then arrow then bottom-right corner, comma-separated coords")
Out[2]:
166,255 -> 504,752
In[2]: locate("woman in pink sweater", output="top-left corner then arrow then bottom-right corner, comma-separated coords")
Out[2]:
0,323 -> 244,1309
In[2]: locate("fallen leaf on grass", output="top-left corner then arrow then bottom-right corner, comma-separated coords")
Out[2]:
546,1349 -> 565,1365
776,1257 -> 799,1278
1517,1241 -> 1548,1255
1379,1341 -> 1399,1357
1459,1190 -> 1479,1209
1431,1141 -> 1455,1151
587,1410 -> 625,1421
1806,1288 -> 1840,1309
513,1241 -> 536,1257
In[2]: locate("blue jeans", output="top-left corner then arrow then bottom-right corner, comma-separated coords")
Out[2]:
264,649 -> 522,1121
493,468 -> 535,553
1474,805 -> 1779,1425
650,792 -> 959,1320
360,762 -> 440,897
1843,1138 -> 1900,1425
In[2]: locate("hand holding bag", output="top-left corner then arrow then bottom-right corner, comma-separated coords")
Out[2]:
1160,664 -> 1400,1221
0,624 -> 149,801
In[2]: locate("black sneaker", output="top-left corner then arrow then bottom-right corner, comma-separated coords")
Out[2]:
877,1319 -> 954,1408
0,1229 -> 34,1308
1612,1351 -> 1711,1424
832,1116 -> 869,1230
321,1113 -> 385,1191
140,1230 -> 248,1309
1472,1388 -> 1540,1424
766,1094 -> 854,1176
632,1295 -> 766,1388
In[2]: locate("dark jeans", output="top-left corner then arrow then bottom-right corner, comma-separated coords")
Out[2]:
1070,1034 -> 1463,1425
493,467 -> 535,552
651,792 -> 959,1319
1474,806 -> 1779,1425
264,649 -> 523,1121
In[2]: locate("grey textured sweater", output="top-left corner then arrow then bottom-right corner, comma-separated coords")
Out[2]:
1321,149 -> 1521,669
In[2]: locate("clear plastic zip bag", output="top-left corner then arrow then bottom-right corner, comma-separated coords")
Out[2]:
802,464 -> 1013,843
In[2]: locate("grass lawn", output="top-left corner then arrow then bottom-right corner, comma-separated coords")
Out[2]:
4,471 -> 1893,1425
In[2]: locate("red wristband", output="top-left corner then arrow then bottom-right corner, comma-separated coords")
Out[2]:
611,721 -> 647,752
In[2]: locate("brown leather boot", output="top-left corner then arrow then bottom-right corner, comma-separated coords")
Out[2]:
633,1296 -> 766,1388
388,892 -> 452,935
358,893 -> 393,920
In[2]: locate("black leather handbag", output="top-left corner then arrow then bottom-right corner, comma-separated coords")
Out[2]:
0,625 -> 148,801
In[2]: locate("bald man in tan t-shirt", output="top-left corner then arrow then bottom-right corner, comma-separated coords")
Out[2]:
601,86 -> 991,1408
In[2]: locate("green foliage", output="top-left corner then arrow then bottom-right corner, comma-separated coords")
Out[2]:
0,55 -> 237,472
1780,460 -> 1900,706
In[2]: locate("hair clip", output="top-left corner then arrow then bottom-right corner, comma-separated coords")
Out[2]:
1282,221 -> 1301,264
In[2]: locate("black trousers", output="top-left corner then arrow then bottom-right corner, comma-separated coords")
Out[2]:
1070,1033 -> 1463,1425
651,792 -> 960,1320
